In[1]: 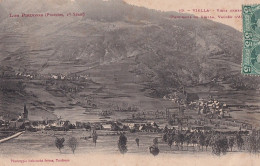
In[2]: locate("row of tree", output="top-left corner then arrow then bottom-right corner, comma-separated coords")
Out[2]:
162,130 -> 244,155
118,133 -> 160,156
55,130 -> 260,156
55,137 -> 78,154
246,130 -> 260,154
55,130 -> 98,154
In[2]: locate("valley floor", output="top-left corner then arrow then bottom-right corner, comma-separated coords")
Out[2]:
0,130 -> 248,155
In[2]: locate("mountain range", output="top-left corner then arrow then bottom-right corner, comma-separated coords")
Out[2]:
0,0 -> 259,120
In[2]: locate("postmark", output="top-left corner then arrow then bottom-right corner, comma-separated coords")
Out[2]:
242,4 -> 260,75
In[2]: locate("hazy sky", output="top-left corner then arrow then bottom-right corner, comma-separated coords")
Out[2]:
1,0 -> 258,31
124,0 -> 259,31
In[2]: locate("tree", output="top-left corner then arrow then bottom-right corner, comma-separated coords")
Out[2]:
220,136 -> 229,155
149,145 -> 160,156
151,138 -> 158,146
205,135 -> 211,151
175,133 -> 185,150
185,133 -> 191,150
163,125 -> 169,133
55,137 -> 65,153
228,137 -> 235,152
135,138 -> 140,148
211,137 -> 221,156
149,138 -> 160,156
92,130 -> 98,147
236,133 -> 244,151
162,133 -> 168,142
68,137 -> 78,154
247,131 -> 260,154
191,132 -> 198,148
118,133 -> 128,154
167,134 -> 173,149
180,133 -> 185,148
198,132 -> 205,151
211,135 -> 229,156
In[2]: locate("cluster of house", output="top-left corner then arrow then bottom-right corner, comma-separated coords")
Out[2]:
10,70 -> 90,82
191,98 -> 229,119
0,103 -> 164,133
0,101 -> 237,135
0,105 -> 70,131
163,89 -> 229,119
1,111 -> 219,134
0,104 -> 29,130
0,109 -> 167,133
33,121 -> 162,133
48,74 -> 89,81
15,72 -> 36,79
0,116 -> 74,132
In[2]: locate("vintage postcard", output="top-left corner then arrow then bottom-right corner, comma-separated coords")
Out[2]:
1,0 -> 260,166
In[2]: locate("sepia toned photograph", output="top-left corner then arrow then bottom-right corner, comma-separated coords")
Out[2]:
0,0 -> 260,165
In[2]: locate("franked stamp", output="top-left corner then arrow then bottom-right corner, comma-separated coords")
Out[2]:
242,4 -> 260,75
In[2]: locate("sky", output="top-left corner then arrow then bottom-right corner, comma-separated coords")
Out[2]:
123,0 -> 259,31
1,0 -> 258,31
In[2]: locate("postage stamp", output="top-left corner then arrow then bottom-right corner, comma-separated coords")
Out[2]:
242,4 -> 260,75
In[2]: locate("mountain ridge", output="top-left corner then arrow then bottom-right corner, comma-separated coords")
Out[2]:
0,0 -> 259,120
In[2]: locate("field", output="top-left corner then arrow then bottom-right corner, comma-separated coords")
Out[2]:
0,129 -> 247,156
0,130 -> 159,155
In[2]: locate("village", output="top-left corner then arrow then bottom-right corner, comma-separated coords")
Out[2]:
0,97 -> 256,156
0,90 -> 253,139
0,70 -> 258,155
0,70 -> 253,134
0,98 -> 252,133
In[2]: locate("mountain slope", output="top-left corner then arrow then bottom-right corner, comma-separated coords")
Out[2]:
0,0 -> 259,119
